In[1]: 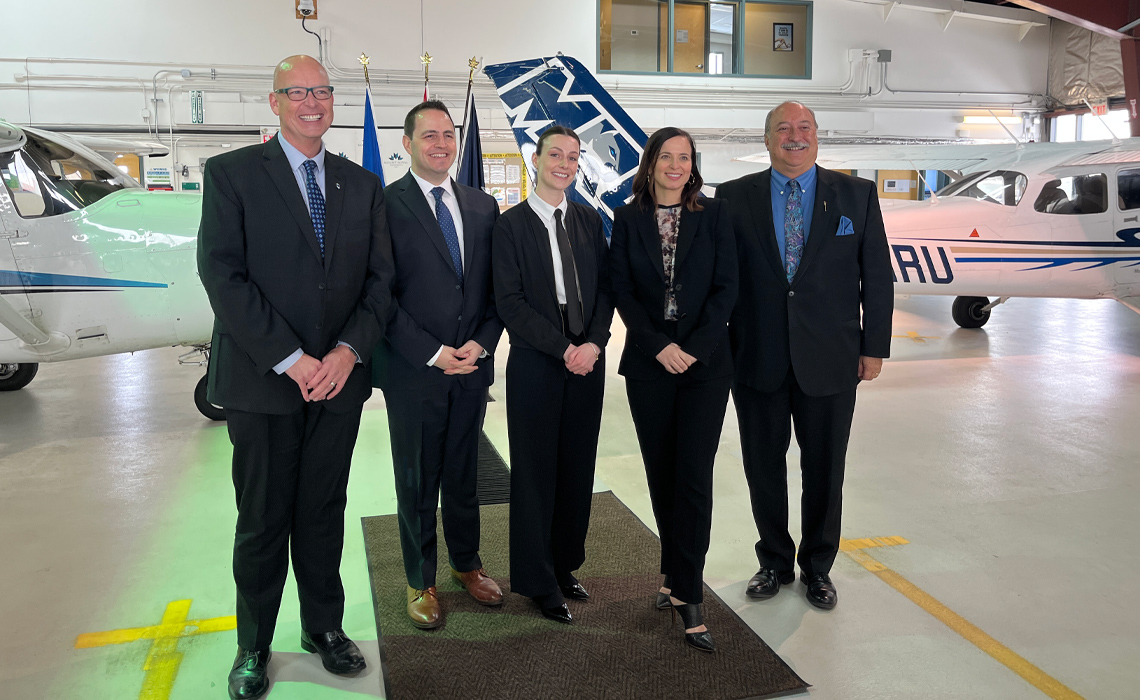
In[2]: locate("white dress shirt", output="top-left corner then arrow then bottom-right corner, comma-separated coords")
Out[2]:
272,134 -> 357,375
524,193 -> 570,305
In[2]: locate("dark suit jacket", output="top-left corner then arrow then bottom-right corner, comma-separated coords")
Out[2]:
609,199 -> 737,381
716,166 -> 893,397
492,199 -> 614,358
197,135 -> 393,414
371,171 -> 503,391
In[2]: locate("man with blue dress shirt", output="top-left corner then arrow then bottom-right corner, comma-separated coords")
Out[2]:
198,55 -> 392,699
715,101 -> 893,611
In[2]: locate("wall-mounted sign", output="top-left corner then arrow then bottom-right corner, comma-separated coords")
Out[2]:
190,90 -> 205,124
883,179 -> 914,193
773,23 -> 793,52
482,153 -> 527,211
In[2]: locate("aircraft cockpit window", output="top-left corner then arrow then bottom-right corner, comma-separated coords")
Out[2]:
1034,174 -> 1107,215
0,131 -> 132,218
936,170 -> 1026,206
1118,168 -> 1140,211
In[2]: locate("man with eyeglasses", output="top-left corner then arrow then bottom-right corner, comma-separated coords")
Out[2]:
198,54 -> 393,700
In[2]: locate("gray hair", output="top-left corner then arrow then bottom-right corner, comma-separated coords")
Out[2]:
764,101 -> 818,136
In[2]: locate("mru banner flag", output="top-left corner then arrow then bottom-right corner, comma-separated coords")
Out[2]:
457,92 -> 485,191
362,88 -> 385,187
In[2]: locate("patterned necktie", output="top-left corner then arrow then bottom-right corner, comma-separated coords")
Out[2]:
302,160 -> 325,260
784,179 -> 804,283
431,186 -> 463,282
554,209 -> 585,336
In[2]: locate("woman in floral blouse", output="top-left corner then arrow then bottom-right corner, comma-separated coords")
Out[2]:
609,127 -> 738,653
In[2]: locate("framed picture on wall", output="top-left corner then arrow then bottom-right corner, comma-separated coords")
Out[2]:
773,23 -> 793,52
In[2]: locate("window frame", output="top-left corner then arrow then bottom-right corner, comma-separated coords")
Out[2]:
597,0 -> 813,79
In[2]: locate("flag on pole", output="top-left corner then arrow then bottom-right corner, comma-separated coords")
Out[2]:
361,88 -> 385,187
457,91 -> 484,191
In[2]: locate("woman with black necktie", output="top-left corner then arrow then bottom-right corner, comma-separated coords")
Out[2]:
609,127 -> 737,652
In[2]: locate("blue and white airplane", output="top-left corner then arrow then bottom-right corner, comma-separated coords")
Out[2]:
484,55 -> 1140,329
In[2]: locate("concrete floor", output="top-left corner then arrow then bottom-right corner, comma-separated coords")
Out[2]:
1,294 -> 1137,700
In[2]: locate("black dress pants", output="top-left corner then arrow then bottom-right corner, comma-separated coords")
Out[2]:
506,345 -> 605,605
626,373 -> 731,604
384,379 -> 487,590
732,368 -> 857,577
226,402 -> 363,651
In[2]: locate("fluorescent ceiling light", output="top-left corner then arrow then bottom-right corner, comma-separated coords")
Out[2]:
958,116 -> 1021,125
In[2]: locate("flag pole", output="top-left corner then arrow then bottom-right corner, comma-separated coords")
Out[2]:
420,52 -> 432,102
460,56 -> 480,161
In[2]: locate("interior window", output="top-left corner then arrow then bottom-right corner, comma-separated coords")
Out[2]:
1033,174 -> 1108,215
936,170 -> 1027,206
1119,168 -> 1140,211
0,131 -> 133,219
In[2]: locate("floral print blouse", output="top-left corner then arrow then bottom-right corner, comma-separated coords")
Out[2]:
656,204 -> 681,320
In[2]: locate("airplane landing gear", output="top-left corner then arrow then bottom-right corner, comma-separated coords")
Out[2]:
952,295 -> 1008,328
180,345 -> 225,421
0,362 -> 38,391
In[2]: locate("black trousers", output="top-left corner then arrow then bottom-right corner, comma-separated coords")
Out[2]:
384,379 -> 487,589
226,403 -> 363,651
506,345 -> 605,605
733,368 -> 857,576
626,374 -> 731,604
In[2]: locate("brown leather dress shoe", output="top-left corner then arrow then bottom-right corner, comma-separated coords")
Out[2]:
406,585 -> 442,629
451,567 -> 504,606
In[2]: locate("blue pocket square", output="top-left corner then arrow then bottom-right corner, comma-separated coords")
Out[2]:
837,216 -> 854,236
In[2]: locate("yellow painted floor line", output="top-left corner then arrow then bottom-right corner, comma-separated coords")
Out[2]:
76,599 -> 237,700
844,545 -> 1084,700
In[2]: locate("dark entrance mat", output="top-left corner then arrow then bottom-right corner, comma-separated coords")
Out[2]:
361,491 -> 809,700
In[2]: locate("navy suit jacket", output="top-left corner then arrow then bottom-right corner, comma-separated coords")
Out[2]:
371,170 -> 503,391
716,167 -> 893,397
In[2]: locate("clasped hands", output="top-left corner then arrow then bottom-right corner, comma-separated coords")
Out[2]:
657,343 -> 697,374
433,340 -> 484,375
563,342 -> 599,376
285,344 -> 357,402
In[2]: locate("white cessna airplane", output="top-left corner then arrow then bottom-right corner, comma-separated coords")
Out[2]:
0,120 -> 215,414
485,56 -> 1140,329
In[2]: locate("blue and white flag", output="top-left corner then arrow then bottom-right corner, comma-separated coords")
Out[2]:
362,88 -> 385,187
457,91 -> 485,191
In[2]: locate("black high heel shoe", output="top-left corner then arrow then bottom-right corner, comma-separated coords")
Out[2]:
655,576 -> 672,611
672,602 -> 715,653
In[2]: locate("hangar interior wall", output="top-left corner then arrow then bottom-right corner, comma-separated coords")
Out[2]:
0,0 -> 1054,186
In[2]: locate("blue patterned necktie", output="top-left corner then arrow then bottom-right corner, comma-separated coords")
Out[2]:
784,179 -> 804,283
302,160 -> 325,260
431,186 -> 463,282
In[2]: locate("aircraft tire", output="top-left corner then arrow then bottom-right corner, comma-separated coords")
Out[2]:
952,296 -> 991,328
0,363 -> 38,391
194,374 -> 226,421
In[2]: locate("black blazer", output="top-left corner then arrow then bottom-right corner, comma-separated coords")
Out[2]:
609,199 -> 737,381
492,199 -> 614,358
197,135 -> 393,414
716,166 -> 893,397
371,171 -> 503,391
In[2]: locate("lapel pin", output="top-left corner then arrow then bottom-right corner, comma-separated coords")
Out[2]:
823,201 -> 827,211
336,182 -> 341,190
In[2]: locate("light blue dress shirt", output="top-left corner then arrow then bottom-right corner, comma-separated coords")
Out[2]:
272,135 -> 358,375
770,165 -> 818,262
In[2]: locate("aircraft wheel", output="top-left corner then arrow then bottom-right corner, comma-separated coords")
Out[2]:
0,363 -> 38,391
194,374 -> 226,421
952,296 -> 991,328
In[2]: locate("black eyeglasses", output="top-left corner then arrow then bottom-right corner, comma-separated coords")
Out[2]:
273,85 -> 334,101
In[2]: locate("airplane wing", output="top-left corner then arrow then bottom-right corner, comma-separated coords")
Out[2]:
71,135 -> 170,159
484,55 -> 648,238
734,142 -> 1015,172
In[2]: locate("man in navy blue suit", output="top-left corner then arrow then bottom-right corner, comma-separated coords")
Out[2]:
372,101 -> 504,630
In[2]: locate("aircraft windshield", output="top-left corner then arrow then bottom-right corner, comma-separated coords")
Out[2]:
936,170 -> 1027,207
0,131 -> 135,218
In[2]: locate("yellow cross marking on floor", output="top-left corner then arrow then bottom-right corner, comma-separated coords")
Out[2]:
75,599 -> 236,700
842,537 -> 1084,700
892,331 -> 939,343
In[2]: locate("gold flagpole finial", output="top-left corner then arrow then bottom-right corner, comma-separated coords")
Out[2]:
467,56 -> 480,81
358,53 -> 371,86
420,52 -> 433,83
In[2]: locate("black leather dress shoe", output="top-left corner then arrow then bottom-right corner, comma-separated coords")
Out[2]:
560,581 -> 590,600
746,567 -> 795,599
301,629 -> 367,675
538,601 -> 574,624
800,572 -> 838,610
228,648 -> 271,700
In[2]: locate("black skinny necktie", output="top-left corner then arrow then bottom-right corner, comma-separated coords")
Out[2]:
554,209 -> 584,336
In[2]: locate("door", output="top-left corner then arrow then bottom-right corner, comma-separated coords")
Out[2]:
670,1 -> 709,74
1114,166 -> 1140,290
0,164 -> 33,344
